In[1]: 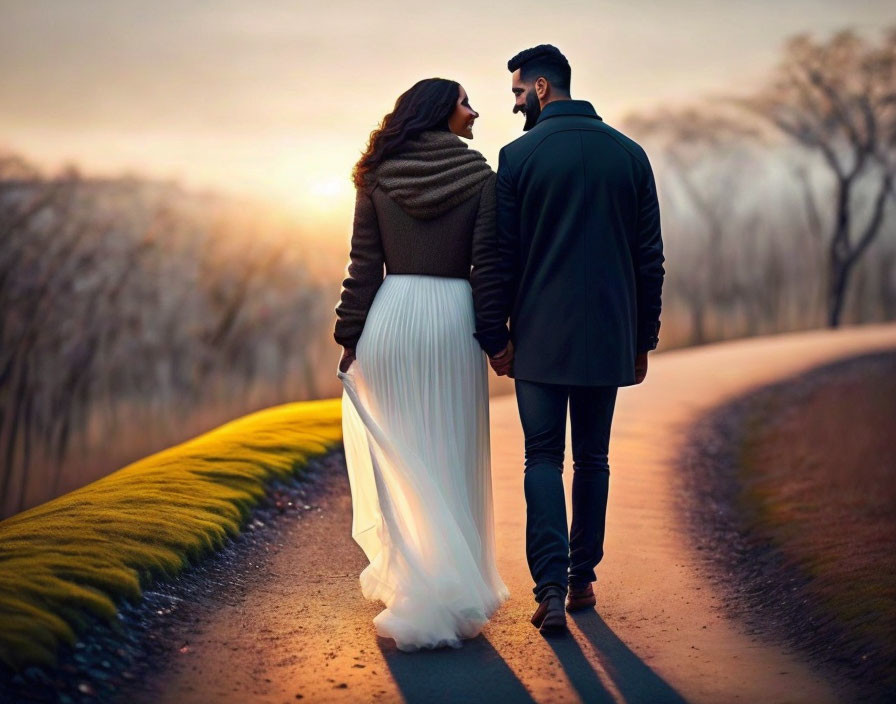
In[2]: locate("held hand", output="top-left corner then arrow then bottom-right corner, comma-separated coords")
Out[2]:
339,347 -> 356,374
489,341 -> 514,377
634,351 -> 648,384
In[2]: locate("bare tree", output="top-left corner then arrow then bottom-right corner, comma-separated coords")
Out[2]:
0,152 -> 334,517
736,28 -> 896,326
624,108 -> 762,344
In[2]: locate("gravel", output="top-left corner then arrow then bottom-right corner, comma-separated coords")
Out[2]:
0,450 -> 345,704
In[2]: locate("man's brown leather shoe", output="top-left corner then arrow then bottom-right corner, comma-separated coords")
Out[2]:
566,582 -> 596,612
531,591 -> 567,634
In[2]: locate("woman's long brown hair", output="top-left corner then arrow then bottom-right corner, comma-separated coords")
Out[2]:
352,78 -> 460,190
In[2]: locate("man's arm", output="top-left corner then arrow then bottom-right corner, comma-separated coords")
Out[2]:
471,149 -> 517,358
634,158 -> 665,354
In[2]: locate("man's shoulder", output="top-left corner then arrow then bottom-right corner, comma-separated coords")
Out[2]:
500,118 -> 651,171
595,121 -> 651,169
499,121 -> 557,159
498,131 -> 531,164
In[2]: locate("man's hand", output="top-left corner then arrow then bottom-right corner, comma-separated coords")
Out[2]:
634,351 -> 648,384
339,346 -> 356,373
489,341 -> 514,377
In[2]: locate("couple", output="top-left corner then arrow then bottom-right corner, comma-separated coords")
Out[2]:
334,44 -> 665,650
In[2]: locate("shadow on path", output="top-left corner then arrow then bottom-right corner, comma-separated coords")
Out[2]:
542,633 -> 617,703
379,611 -> 687,704
379,634 -> 536,703
570,610 -> 688,703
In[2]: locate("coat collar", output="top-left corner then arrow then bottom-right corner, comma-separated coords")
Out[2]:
535,99 -> 603,125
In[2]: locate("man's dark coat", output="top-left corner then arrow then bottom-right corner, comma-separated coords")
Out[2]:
471,99 -> 665,386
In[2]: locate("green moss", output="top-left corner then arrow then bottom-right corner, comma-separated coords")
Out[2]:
0,398 -> 343,671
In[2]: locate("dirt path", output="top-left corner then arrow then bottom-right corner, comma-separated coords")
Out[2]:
135,323 -> 896,704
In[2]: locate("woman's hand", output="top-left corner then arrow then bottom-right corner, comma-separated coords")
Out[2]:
339,347 -> 356,373
489,340 -> 514,377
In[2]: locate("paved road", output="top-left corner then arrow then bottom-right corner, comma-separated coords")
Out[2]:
139,323 -> 896,703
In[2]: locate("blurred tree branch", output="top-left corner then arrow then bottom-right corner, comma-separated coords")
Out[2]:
733,28 -> 896,326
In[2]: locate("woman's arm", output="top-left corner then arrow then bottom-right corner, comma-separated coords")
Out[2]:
334,186 -> 385,349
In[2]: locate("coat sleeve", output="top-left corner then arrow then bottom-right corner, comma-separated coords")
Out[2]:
471,158 -> 514,357
333,186 -> 385,349
634,157 -> 665,354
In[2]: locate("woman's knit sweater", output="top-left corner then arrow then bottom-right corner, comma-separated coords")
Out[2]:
333,131 -> 500,350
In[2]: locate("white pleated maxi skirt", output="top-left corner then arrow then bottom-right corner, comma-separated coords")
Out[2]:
337,274 -> 510,651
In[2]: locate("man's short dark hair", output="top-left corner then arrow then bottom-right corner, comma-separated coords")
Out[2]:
507,44 -> 571,94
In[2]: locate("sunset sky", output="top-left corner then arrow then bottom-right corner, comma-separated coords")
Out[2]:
1,1 -> 892,228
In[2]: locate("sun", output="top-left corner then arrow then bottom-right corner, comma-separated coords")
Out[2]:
269,169 -> 355,225
310,176 -> 350,200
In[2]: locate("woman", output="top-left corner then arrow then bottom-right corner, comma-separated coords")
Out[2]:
334,78 -> 510,651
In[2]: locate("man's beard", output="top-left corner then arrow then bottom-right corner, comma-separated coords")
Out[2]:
515,91 -> 541,131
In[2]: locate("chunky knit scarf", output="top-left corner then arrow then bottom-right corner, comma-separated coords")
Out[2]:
372,130 -> 495,220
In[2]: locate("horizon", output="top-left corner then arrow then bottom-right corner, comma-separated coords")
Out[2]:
1,1 -> 893,230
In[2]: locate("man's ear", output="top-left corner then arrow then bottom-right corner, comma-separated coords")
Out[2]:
535,77 -> 548,100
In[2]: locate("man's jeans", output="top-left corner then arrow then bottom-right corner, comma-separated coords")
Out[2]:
515,379 -> 619,603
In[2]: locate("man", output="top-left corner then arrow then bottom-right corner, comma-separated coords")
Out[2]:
470,44 -> 665,634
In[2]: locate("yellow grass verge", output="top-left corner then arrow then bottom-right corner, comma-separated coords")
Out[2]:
0,398 -> 343,671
